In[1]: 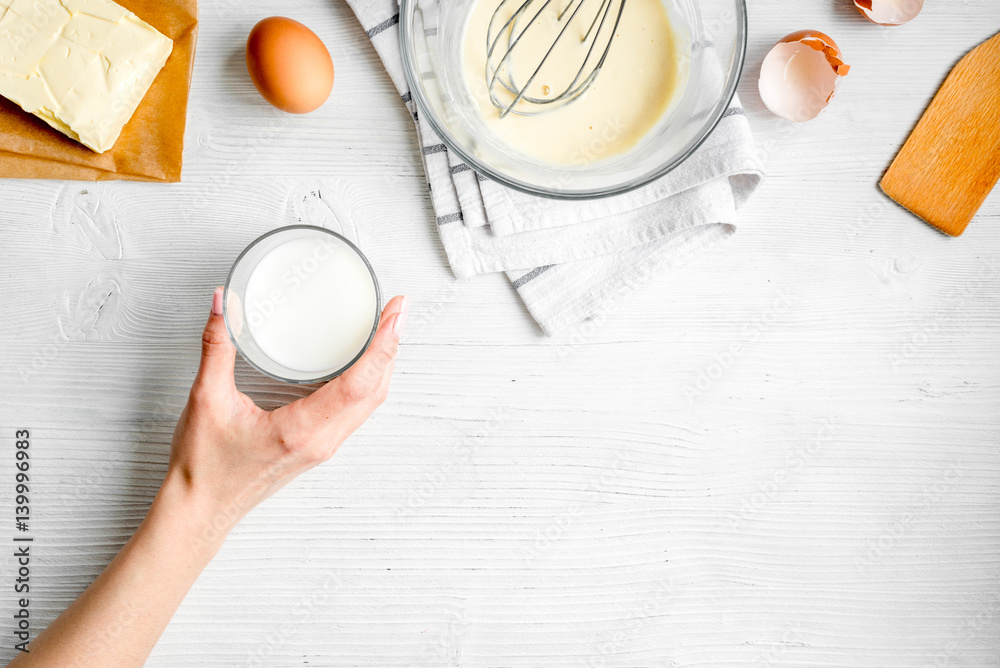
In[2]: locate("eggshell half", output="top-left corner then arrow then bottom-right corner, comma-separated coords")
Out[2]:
854,0 -> 924,25
758,30 -> 850,122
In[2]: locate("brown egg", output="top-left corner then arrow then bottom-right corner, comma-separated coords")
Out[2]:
246,17 -> 334,114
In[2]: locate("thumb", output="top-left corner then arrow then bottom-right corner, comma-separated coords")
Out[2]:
195,287 -> 237,391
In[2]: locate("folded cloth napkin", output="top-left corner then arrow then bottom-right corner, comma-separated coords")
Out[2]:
346,0 -> 765,334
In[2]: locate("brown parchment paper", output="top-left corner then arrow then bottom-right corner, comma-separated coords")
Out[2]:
0,0 -> 198,183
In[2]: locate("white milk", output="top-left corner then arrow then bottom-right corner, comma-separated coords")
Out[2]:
243,232 -> 378,375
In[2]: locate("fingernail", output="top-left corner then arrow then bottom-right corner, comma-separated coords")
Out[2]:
393,296 -> 409,339
212,287 -> 224,316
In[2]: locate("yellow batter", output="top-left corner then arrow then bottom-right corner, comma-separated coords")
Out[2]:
462,0 -> 685,166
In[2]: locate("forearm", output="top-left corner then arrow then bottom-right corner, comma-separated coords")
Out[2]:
8,474 -> 229,668
5,293 -> 406,667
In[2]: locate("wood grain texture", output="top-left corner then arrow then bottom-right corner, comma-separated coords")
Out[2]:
1,1 -> 999,667
881,32 -> 1000,236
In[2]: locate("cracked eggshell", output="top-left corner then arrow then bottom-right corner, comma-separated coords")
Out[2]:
758,30 -> 850,123
854,0 -> 924,25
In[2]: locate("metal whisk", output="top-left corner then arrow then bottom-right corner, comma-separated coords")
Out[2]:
485,0 -> 627,118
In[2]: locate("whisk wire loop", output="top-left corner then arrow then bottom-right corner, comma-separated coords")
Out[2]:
485,0 -> 627,118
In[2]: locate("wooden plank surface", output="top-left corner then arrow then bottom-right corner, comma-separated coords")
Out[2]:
1,0 -> 999,666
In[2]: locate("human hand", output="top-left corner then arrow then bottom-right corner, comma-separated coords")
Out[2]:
164,288 -> 407,549
1,290 -> 407,668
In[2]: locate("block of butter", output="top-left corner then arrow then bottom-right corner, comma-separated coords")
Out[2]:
0,0 -> 173,154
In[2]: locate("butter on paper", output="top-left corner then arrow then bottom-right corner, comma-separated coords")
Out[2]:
0,0 -> 174,153
0,0 -> 197,182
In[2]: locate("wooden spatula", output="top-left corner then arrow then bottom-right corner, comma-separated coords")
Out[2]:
880,32 -> 1000,237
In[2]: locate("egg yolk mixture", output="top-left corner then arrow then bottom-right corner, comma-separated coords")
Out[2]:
463,0 -> 685,166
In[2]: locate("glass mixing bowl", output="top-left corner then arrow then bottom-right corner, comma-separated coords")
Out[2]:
399,0 -> 747,199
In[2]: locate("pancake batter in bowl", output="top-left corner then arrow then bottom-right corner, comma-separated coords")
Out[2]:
462,0 -> 687,166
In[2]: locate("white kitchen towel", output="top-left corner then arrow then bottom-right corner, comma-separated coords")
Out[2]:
347,0 -> 765,334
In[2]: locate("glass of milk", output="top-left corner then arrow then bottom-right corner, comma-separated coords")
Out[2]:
223,226 -> 381,384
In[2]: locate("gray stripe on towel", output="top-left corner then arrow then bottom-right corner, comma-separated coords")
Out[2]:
366,13 -> 399,39
512,265 -> 554,289
437,212 -> 463,225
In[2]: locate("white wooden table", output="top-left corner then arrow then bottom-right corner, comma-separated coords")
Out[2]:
2,1 -> 998,666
